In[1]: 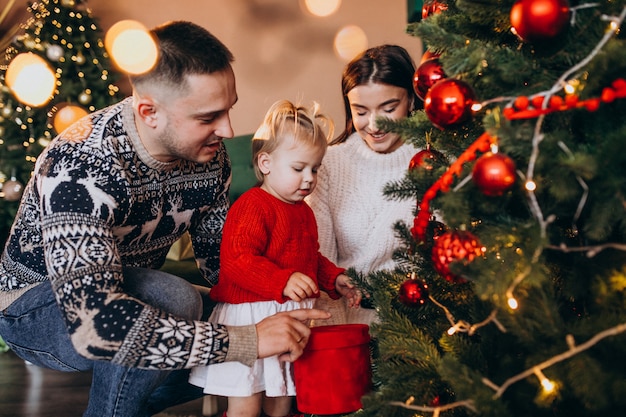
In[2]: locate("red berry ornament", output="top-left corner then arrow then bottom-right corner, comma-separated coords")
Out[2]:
413,58 -> 447,100
472,152 -> 517,196
510,0 -> 571,42
399,277 -> 429,307
432,230 -> 483,283
424,79 -> 477,129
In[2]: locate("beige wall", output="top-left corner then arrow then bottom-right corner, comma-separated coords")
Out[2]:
88,0 -> 423,135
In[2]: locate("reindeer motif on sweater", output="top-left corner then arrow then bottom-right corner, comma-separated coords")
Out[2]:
0,98 -> 232,369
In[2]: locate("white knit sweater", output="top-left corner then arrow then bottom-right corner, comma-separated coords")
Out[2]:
307,133 -> 419,276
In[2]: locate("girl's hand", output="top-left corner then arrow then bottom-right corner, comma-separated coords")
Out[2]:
283,272 -> 319,301
335,274 -> 363,308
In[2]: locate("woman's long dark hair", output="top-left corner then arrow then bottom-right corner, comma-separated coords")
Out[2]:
331,45 -> 417,145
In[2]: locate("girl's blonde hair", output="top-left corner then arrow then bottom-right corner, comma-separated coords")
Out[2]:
251,100 -> 334,182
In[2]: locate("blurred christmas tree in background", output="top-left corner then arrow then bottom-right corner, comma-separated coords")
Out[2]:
355,0 -> 626,416
0,0 -> 121,247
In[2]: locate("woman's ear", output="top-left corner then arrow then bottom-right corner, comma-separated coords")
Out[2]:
257,152 -> 271,175
408,96 -> 416,115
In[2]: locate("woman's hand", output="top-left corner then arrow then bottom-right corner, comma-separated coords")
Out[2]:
335,273 -> 363,308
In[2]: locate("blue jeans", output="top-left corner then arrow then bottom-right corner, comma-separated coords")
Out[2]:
0,268 -> 207,416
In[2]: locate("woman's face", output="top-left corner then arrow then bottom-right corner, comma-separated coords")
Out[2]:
347,82 -> 412,154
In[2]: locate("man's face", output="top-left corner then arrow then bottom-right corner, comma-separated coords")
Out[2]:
151,67 -> 238,164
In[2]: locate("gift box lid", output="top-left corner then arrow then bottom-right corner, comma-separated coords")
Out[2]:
305,324 -> 370,351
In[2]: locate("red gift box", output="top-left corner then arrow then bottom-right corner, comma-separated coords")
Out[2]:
293,324 -> 372,414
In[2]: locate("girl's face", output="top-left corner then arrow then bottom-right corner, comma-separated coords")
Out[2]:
258,136 -> 326,204
347,82 -> 412,154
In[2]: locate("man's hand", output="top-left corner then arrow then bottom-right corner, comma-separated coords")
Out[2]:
256,309 -> 331,362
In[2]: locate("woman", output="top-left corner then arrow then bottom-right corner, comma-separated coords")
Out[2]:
306,44 -> 420,325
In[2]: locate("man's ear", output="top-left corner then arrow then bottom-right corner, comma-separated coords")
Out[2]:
135,96 -> 159,128
257,152 -> 271,175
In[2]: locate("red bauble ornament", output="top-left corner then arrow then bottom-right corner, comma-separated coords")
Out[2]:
399,277 -> 429,307
408,146 -> 447,172
431,230 -> 483,283
510,0 -> 570,42
424,79 -> 476,129
420,50 -> 440,64
422,0 -> 448,19
426,218 -> 447,243
472,152 -> 517,196
413,58 -> 447,100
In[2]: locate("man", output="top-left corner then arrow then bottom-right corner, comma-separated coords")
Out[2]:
0,21 -> 329,416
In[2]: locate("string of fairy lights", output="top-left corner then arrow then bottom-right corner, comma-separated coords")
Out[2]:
396,4 -> 626,415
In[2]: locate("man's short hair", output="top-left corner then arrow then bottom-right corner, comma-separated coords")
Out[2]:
129,21 -> 234,92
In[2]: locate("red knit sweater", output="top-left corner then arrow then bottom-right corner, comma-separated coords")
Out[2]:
210,187 -> 344,304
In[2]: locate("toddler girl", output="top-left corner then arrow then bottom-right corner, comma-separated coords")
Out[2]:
189,99 -> 361,417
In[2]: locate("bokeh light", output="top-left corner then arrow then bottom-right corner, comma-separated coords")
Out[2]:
105,20 -> 158,75
302,0 -> 342,17
5,53 -> 56,107
333,25 -> 368,62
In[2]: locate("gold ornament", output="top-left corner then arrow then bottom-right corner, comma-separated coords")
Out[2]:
2,179 -> 25,202
53,103 -> 89,133
78,90 -> 92,105
1,105 -> 13,118
23,37 -> 37,50
46,44 -> 65,61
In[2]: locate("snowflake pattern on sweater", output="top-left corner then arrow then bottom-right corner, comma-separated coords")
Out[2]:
0,98 -> 232,369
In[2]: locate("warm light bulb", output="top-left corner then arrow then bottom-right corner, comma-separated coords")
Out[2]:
302,0 -> 341,17
105,20 -> 158,74
534,368 -> 556,393
447,323 -> 463,335
333,25 -> 368,62
525,180 -> 536,191
5,53 -> 56,107
508,297 -> 518,309
541,377 -> 555,393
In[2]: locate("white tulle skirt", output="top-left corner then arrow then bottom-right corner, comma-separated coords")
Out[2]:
189,298 -> 314,397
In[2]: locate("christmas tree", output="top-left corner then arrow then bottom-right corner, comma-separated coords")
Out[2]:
354,0 -> 626,416
0,0 -> 121,247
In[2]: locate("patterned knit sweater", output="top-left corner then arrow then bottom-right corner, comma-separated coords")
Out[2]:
0,98 -> 256,369
306,132 -> 419,274
209,187 -> 344,304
